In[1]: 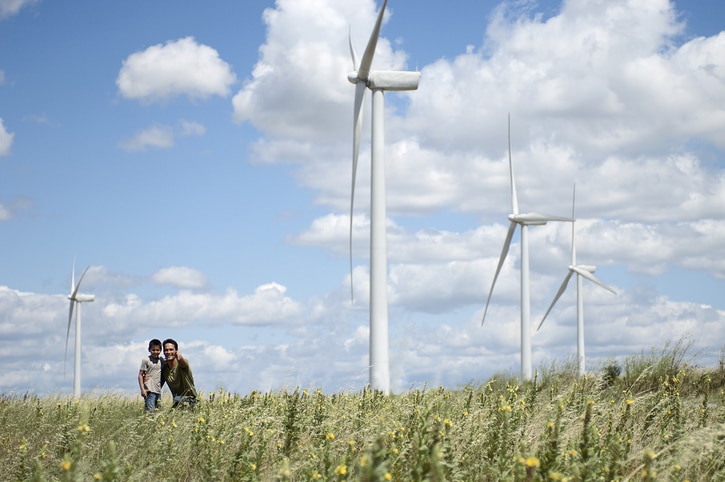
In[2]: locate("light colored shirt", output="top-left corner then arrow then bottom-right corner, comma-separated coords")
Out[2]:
139,356 -> 163,394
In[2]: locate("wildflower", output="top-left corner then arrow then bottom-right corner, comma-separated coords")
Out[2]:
61,460 -> 71,471
549,473 -> 562,481
547,421 -> 554,429
463,409 -> 469,416
94,473 -> 102,480
384,473 -> 392,480
525,457 -> 540,468
335,464 -> 347,475
326,432 -> 335,440
19,444 -> 27,451
392,448 -> 399,454
312,472 -> 321,479
250,463 -> 257,471
500,405 -> 512,412
626,399 -> 633,405
348,439 -> 356,447
244,427 -> 254,437
218,440 -> 225,445
444,418 -> 453,428
77,423 -> 91,434
172,421 -> 177,428
197,417 -> 206,424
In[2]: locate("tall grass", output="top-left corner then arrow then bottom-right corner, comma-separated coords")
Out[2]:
2,342 -> 724,481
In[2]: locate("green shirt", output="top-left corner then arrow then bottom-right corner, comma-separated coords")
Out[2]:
161,362 -> 197,399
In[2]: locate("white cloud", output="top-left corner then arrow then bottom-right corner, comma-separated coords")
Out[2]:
117,36 -> 237,102
0,0 -> 37,19
0,118 -> 14,156
119,120 -> 206,151
152,266 -> 207,289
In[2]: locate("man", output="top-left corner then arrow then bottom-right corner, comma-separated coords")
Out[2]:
161,338 -> 198,409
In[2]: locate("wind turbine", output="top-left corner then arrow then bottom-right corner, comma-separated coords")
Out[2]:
481,115 -> 572,381
536,186 -> 616,376
347,0 -> 420,394
66,263 -> 95,399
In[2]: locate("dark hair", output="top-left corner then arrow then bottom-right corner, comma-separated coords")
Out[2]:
148,339 -> 162,350
162,338 -> 178,350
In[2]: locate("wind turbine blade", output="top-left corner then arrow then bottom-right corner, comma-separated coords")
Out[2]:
537,271 -> 574,331
571,184 -> 577,264
571,267 -> 617,295
508,113 -> 519,215
358,0 -> 387,80
348,28 -> 359,71
65,300 -> 74,376
71,265 -> 91,299
481,221 -> 517,325
349,82 -> 367,302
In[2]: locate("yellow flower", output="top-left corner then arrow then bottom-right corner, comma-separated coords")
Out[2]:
19,444 -> 27,451
525,457 -> 540,468
250,463 -> 257,471
326,432 -> 335,440
94,474 -> 102,480
197,417 -> 206,424
626,399 -> 633,405
500,405 -> 512,412
348,439 -> 356,447
77,423 -> 91,434
61,460 -> 71,471
444,418 -> 453,428
172,421 -> 177,428
312,472 -> 321,479
384,473 -> 392,480
335,464 -> 347,475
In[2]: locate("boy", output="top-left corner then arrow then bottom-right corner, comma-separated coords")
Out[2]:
138,339 -> 164,412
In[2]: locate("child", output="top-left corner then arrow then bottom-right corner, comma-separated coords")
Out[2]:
138,339 -> 164,412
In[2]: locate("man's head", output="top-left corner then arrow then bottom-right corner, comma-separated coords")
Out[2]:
163,338 -> 178,360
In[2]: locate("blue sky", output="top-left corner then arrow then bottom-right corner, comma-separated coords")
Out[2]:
1,0 -> 724,396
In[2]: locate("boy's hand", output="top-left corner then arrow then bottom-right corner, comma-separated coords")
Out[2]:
141,389 -> 148,399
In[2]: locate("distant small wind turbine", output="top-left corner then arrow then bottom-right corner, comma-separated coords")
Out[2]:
481,115 -> 572,381
536,185 -> 616,376
66,263 -> 95,399
347,0 -> 420,394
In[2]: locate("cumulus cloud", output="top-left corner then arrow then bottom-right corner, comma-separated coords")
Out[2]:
118,119 -> 206,151
0,0 -> 37,19
152,266 -> 208,289
117,36 -> 237,102
0,118 -> 13,156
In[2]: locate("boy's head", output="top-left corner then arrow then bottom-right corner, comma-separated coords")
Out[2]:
148,339 -> 162,358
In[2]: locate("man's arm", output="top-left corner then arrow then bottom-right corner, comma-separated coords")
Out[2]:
176,352 -> 189,369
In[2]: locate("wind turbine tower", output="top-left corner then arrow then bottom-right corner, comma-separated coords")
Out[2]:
347,0 -> 420,394
66,264 -> 95,399
537,186 -> 616,375
482,116 -> 572,380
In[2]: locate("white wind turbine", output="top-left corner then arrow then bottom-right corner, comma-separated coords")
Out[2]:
347,0 -> 420,394
481,116 -> 572,380
65,263 -> 95,399
536,185 -> 616,376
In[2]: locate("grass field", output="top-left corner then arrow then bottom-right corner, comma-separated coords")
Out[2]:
2,340 -> 724,481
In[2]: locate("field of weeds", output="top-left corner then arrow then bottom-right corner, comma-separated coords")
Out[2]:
2,341 -> 724,481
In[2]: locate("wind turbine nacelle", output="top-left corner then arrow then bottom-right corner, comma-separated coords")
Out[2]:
578,265 -> 597,273
367,71 -> 420,91
75,294 -> 96,302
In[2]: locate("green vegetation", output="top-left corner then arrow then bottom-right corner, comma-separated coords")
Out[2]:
2,341 -> 724,481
